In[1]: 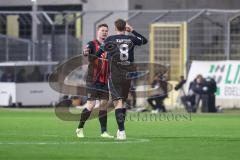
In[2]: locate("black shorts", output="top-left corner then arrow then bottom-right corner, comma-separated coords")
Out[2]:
109,78 -> 131,101
109,63 -> 134,101
86,82 -> 109,100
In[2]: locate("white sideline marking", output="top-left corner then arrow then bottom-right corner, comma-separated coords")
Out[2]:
0,133 -> 65,137
0,138 -> 149,145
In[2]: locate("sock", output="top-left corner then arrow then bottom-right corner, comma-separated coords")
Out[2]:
115,108 -> 125,131
78,108 -> 91,129
99,110 -> 107,133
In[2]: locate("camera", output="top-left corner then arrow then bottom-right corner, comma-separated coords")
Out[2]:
175,78 -> 186,91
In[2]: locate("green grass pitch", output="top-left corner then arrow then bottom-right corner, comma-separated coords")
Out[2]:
0,108 -> 240,160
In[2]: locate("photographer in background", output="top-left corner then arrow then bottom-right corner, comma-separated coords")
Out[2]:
178,74 -> 217,113
175,76 -> 187,107
176,75 -> 197,113
201,77 -> 217,112
190,74 -> 205,112
147,74 -> 168,113
175,75 -> 186,92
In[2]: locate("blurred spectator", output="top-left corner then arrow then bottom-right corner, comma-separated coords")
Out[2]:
28,66 -> 44,82
126,80 -> 137,109
180,74 -> 217,113
126,71 -> 138,109
180,78 -> 197,112
175,75 -> 187,107
1,68 -> 14,82
201,77 -> 217,112
190,74 -> 205,112
16,68 -> 27,82
147,74 -> 168,113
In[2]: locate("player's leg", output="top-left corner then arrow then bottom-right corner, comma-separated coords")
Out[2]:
78,100 -> 96,128
156,95 -> 167,112
76,100 -> 96,138
113,99 -> 127,140
98,99 -> 114,138
110,79 -> 130,140
98,100 -> 108,133
109,80 -> 125,133
117,80 -> 131,140
147,96 -> 157,110
114,99 -> 125,128
108,67 -> 128,140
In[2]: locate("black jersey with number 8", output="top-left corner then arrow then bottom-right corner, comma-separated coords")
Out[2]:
104,30 -> 147,63
103,30 -> 147,100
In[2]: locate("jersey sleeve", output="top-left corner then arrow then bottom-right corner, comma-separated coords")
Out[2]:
85,41 -> 98,61
87,41 -> 95,55
131,30 -> 148,46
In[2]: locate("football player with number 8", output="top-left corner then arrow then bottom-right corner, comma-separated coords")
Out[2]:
104,19 -> 148,140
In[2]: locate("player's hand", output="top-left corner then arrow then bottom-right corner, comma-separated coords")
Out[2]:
125,23 -> 133,32
83,47 -> 90,56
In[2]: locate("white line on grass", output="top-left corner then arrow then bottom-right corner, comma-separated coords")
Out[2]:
0,138 -> 149,145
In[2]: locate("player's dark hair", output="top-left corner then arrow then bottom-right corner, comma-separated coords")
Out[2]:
97,23 -> 108,30
114,19 -> 126,31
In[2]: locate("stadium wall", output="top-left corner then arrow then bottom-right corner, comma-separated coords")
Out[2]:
0,0 -> 83,6
129,0 -> 240,10
1,0 -> 240,9
82,0 -> 129,46
187,60 -> 240,108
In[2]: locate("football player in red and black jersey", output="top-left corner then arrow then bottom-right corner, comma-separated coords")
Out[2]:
76,23 -> 113,139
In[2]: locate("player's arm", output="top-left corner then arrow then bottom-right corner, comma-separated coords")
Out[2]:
126,23 -> 148,45
82,42 -> 92,56
131,30 -> 148,45
82,42 -> 98,61
101,37 -> 116,53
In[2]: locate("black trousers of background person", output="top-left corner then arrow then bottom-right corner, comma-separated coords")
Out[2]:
201,93 -> 217,113
130,89 -> 137,108
147,94 -> 167,112
181,95 -> 196,113
181,94 -> 201,113
126,88 -> 137,109
182,93 -> 216,113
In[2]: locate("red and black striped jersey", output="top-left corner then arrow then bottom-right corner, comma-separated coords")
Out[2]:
85,39 -> 108,84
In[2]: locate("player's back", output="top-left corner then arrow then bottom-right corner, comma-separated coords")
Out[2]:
105,30 -> 147,63
105,34 -> 135,63
104,32 -> 147,83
